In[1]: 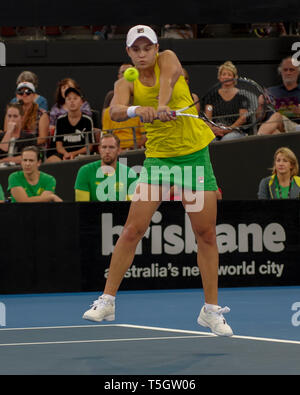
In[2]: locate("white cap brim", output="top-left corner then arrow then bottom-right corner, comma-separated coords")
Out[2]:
17,82 -> 36,92
126,25 -> 158,47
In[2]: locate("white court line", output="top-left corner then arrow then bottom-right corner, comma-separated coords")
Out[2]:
0,335 -> 211,347
0,324 -> 119,331
121,324 -> 300,345
1,323 -> 300,345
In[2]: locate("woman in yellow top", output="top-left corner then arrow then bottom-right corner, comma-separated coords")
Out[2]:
102,106 -> 146,150
83,25 -> 233,336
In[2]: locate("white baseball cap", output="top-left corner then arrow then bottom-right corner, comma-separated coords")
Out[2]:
126,25 -> 158,47
16,82 -> 36,92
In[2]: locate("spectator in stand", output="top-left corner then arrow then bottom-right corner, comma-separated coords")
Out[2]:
8,146 -> 62,203
0,103 -> 36,165
10,70 -> 48,111
102,108 -> 146,150
48,77 -> 92,156
4,82 -> 50,147
75,133 -> 138,201
258,57 -> 300,135
49,77 -> 92,129
257,146 -> 300,199
47,87 -> 94,162
102,63 -> 146,150
0,184 -> 4,202
203,61 -> 250,141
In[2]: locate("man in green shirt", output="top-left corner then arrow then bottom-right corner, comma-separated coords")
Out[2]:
75,133 -> 138,201
8,146 -> 63,203
0,184 -> 4,202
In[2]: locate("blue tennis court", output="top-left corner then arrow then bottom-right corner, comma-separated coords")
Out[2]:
0,286 -> 300,375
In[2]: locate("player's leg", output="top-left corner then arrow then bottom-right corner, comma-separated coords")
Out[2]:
82,183 -> 163,322
182,190 -> 233,336
103,183 -> 163,296
183,190 -> 219,304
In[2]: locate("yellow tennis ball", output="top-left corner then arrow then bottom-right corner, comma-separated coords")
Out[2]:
123,67 -> 139,82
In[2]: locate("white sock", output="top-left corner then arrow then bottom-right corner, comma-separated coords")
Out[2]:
205,303 -> 220,312
102,293 -> 116,302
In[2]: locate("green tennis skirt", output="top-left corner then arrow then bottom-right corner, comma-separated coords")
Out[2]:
138,146 -> 218,191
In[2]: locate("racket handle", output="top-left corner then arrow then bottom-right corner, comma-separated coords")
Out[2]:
156,110 -> 176,118
140,110 -> 176,122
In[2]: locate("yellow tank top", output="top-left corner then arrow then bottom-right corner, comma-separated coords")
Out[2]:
133,56 -> 215,158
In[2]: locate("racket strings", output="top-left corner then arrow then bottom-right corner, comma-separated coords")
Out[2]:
176,78 -> 300,133
200,80 -> 274,132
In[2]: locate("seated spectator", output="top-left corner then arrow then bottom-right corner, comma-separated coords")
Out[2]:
8,146 -> 62,203
258,57 -> 300,135
50,77 -> 92,129
0,183 -> 4,202
102,63 -> 146,150
48,77 -> 92,154
10,70 -> 48,111
202,60 -> 250,141
0,103 -> 36,165
162,24 -> 195,39
75,133 -> 138,201
47,87 -> 94,162
257,146 -> 300,199
102,108 -> 146,150
4,82 -> 50,147
251,22 -> 287,38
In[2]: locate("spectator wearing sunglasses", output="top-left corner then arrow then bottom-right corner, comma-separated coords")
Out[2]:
10,70 -> 48,111
4,82 -> 50,148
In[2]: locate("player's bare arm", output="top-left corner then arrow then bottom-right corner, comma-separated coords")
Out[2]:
109,78 -> 132,121
110,77 -> 157,123
157,50 -> 182,121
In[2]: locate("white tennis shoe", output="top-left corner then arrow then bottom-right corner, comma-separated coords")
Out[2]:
82,296 -> 115,322
197,305 -> 233,337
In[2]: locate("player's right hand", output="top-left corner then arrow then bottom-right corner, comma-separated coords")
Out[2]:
135,106 -> 157,123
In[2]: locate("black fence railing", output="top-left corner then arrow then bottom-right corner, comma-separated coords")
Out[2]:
0,126 -> 147,166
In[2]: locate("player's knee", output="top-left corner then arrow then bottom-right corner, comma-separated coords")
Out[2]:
194,225 -> 216,246
121,223 -> 146,244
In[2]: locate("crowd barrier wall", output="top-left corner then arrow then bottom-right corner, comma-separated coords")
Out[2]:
0,132 -> 299,201
0,200 -> 299,294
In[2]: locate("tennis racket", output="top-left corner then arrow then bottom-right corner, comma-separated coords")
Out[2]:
171,77 -> 274,135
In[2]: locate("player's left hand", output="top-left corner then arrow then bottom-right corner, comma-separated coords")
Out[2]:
157,106 -> 176,122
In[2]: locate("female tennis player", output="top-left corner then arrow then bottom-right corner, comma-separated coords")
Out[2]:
83,25 -> 233,336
